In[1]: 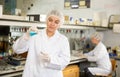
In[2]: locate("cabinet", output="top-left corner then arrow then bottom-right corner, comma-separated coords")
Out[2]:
63,65 -> 79,77
108,15 -> 120,29
108,15 -> 120,33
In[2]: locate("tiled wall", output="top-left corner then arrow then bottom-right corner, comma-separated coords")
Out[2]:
103,30 -> 120,48
17,0 -> 120,19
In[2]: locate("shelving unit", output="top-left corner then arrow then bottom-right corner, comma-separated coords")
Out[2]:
0,18 -> 88,29
0,18 -> 109,30
0,19 -> 42,27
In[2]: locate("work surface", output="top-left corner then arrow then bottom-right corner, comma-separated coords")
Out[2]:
0,55 -> 86,76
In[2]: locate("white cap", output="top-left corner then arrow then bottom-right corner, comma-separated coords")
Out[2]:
91,32 -> 103,41
46,9 -> 64,25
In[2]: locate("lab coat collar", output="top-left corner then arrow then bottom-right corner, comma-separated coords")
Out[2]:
95,41 -> 102,48
43,28 -> 60,40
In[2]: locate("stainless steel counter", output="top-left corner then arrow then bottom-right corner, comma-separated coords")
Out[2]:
0,56 -> 86,76
0,59 -> 25,77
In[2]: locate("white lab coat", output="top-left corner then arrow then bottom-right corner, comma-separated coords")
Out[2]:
13,29 -> 70,77
84,42 -> 112,75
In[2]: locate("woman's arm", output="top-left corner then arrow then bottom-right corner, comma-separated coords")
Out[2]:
12,33 -> 30,54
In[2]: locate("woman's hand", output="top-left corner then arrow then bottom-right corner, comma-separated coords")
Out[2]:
24,26 -> 39,40
40,52 -> 50,63
28,26 -> 39,33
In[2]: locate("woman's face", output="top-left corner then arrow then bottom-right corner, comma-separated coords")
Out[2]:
46,15 -> 60,33
91,37 -> 99,45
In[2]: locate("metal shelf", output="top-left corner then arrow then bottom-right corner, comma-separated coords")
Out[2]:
0,18 -> 108,30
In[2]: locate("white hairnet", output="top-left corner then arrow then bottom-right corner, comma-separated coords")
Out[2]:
91,32 -> 103,41
46,9 -> 64,25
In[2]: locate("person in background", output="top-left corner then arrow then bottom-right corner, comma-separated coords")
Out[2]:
80,32 -> 112,77
13,9 -> 70,77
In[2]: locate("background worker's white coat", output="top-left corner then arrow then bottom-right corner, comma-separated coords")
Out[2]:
84,42 -> 112,75
13,29 -> 70,77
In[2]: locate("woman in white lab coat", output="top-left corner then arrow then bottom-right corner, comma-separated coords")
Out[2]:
13,9 -> 70,77
83,32 -> 112,77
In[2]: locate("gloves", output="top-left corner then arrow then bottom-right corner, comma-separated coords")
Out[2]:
28,26 -> 39,34
23,26 -> 39,40
40,52 -> 50,63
